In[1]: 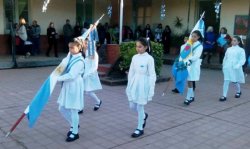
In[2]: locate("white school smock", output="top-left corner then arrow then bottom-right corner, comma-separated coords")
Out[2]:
186,41 -> 203,81
222,45 -> 246,83
57,53 -> 84,110
126,52 -> 156,105
83,51 -> 102,91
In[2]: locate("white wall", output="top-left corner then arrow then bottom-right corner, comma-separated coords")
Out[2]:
93,0 -> 110,24
29,0 -> 76,35
0,0 -> 4,34
220,0 -> 250,36
160,0 -> 197,35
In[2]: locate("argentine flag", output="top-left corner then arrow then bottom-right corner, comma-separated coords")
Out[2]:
25,53 -> 71,127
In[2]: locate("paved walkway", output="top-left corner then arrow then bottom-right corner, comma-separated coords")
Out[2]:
0,65 -> 250,149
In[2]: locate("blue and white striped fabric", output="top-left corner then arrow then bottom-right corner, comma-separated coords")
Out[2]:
26,53 -> 71,127
87,28 -> 99,57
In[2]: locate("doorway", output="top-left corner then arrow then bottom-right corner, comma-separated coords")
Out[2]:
199,0 -> 220,34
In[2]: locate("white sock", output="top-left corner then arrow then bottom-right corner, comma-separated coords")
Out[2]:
190,88 -> 194,98
223,80 -> 230,97
234,82 -> 241,93
59,106 -> 72,128
70,109 -> 79,135
186,88 -> 192,100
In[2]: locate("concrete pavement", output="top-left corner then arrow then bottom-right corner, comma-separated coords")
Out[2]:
0,65 -> 250,149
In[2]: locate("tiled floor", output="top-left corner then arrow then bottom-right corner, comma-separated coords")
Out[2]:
0,65 -> 250,149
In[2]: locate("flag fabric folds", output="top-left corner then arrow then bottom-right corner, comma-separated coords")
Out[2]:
26,53 -> 71,127
87,28 -> 99,57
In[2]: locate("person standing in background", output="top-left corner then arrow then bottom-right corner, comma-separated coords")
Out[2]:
63,19 -> 73,53
46,22 -> 58,57
217,27 -> 231,64
202,26 -> 216,64
162,25 -> 172,54
31,20 -> 41,55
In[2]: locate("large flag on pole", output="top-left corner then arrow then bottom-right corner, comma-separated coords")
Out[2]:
26,53 -> 71,127
6,14 -> 105,137
172,12 -> 205,94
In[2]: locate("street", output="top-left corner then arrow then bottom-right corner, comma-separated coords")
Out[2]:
0,65 -> 250,149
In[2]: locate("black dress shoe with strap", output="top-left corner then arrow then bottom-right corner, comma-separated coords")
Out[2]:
219,96 -> 227,101
78,110 -> 83,114
184,99 -> 190,105
131,129 -> 144,138
66,133 -> 79,142
172,88 -> 180,93
67,125 -> 80,137
235,92 -> 241,98
93,100 -> 102,111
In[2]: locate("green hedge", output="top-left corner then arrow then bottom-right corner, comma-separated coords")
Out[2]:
119,41 -> 164,76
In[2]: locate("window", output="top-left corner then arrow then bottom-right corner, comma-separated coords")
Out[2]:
136,0 -> 152,27
76,0 -> 93,25
4,0 -> 28,34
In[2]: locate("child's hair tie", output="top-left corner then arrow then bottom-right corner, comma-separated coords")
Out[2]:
146,37 -> 151,52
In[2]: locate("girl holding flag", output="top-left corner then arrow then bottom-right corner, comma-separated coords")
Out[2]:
57,39 -> 87,142
126,37 -> 156,138
183,30 -> 203,105
219,36 -> 246,101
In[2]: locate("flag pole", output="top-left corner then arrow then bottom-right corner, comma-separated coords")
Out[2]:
5,107 -> 29,137
119,0 -> 124,44
5,113 -> 25,137
162,77 -> 173,96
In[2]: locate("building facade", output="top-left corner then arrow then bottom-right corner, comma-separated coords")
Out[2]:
0,0 -> 249,55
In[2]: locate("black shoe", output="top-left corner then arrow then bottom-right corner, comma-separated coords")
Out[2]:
131,129 -> 144,138
190,97 -> 195,102
66,133 -> 79,142
143,113 -> 148,128
219,96 -> 227,101
78,110 -> 83,114
93,100 -> 102,111
184,99 -> 190,105
172,88 -> 180,93
235,92 -> 241,98
67,125 -> 80,137
67,131 -> 72,137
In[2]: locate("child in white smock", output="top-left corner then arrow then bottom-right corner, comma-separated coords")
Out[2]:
219,36 -> 246,101
57,39 -> 87,142
183,30 -> 203,105
82,49 -> 102,111
126,37 -> 156,138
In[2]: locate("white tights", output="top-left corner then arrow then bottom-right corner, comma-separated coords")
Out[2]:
129,102 -> 145,130
85,91 -> 101,105
186,88 -> 194,101
223,80 -> 241,97
59,106 -> 79,134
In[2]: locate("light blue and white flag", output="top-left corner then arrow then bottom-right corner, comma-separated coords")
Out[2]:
25,53 -> 71,127
87,28 -> 99,57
